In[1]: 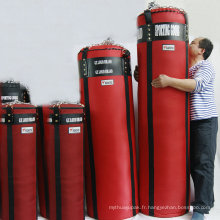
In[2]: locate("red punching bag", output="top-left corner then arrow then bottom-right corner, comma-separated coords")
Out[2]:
137,7 -> 190,217
78,41 -> 139,220
37,103 -> 85,220
0,103 -> 37,220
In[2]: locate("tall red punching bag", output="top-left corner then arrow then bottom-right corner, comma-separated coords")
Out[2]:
137,7 -> 190,217
78,41 -> 139,220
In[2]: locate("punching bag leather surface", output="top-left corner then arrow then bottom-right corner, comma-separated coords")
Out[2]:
78,43 -> 138,220
0,103 -> 37,220
137,8 -> 190,217
37,103 -> 85,220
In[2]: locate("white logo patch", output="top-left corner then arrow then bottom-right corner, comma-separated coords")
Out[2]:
1,96 -> 19,101
0,118 -> 5,123
48,118 -> 52,123
137,28 -> 143,40
94,59 -> 112,65
162,44 -> 175,51
66,117 -> 83,123
21,127 -> 33,134
155,24 -> 180,37
95,69 -> 113,75
69,127 -> 81,134
19,117 -> 35,123
101,79 -> 114,86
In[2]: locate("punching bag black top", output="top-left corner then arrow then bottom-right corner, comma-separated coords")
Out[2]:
0,81 -> 31,103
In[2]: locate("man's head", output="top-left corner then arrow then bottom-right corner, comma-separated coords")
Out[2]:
189,37 -> 213,60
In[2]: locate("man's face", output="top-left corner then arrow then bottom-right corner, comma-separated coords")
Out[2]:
189,37 -> 204,58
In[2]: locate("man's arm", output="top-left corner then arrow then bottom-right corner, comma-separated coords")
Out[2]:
151,74 -> 196,92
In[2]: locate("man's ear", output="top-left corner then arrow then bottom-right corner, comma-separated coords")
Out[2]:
199,48 -> 205,56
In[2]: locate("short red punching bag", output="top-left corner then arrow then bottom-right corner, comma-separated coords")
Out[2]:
37,103 -> 85,220
137,7 -> 190,217
78,41 -> 139,220
0,103 -> 37,220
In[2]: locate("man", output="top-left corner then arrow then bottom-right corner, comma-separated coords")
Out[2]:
134,37 -> 218,220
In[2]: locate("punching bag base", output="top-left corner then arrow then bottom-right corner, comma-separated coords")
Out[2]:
140,209 -> 189,218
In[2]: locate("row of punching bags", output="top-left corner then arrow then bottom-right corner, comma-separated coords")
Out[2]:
0,101 -> 85,220
0,7 -> 190,220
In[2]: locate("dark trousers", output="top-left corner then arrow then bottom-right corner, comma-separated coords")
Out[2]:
190,117 -> 218,214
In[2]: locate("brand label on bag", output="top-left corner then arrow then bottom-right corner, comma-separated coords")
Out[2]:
95,69 -> 113,75
66,117 -> 83,123
155,24 -> 180,37
21,127 -> 33,134
101,79 -> 114,86
69,127 -> 81,134
19,117 -> 35,123
162,44 -> 175,51
1,96 -> 18,101
137,28 -> 143,40
0,118 -> 5,123
94,59 -> 113,65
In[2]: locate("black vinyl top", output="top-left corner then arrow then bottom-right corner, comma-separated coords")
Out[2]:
79,56 -> 131,78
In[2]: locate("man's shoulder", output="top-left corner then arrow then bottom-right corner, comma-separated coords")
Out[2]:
201,59 -> 212,67
194,60 -> 214,72
200,60 -> 215,73
190,60 -> 215,78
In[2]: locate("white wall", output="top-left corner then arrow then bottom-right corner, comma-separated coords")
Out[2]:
0,0 -> 220,219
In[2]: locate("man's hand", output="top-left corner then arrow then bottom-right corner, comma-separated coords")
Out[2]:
134,65 -> 139,82
151,74 -> 171,88
152,74 -> 196,92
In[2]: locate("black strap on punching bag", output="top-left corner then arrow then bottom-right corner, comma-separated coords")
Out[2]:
38,107 -> 50,218
144,9 -> 155,217
6,107 -> 14,220
82,110 -> 86,220
184,13 -> 190,213
82,48 -> 98,219
53,107 -> 62,220
123,50 -> 137,216
35,117 -> 38,220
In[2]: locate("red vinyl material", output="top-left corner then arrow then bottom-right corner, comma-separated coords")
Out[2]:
0,104 -> 37,220
137,8 -> 190,217
37,104 -> 85,220
78,45 -> 139,220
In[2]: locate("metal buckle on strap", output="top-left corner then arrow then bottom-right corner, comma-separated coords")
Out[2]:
82,47 -> 89,77
53,113 -> 60,124
122,50 -> 131,75
6,107 -> 14,124
52,107 -> 60,124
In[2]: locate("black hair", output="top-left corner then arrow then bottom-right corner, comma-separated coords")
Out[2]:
199,38 -> 213,60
